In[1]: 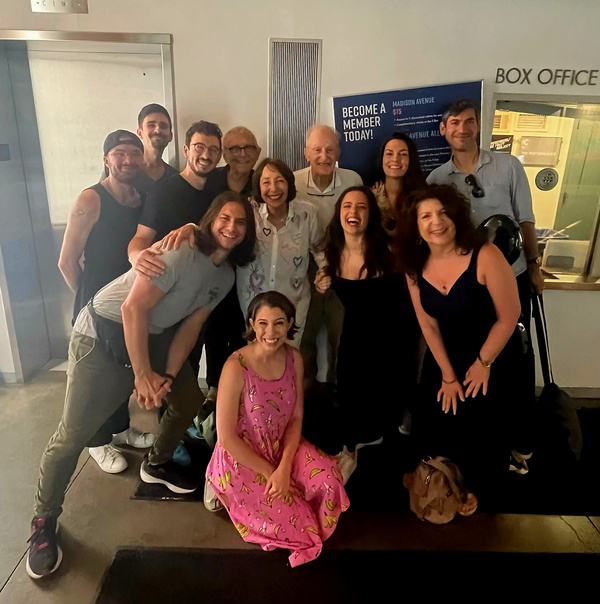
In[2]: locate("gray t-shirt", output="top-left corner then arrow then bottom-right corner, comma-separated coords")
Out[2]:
74,245 -> 234,338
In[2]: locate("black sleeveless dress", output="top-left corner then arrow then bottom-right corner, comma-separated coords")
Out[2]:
416,246 -> 524,481
332,273 -> 419,449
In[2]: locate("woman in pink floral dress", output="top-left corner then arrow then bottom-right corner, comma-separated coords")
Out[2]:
206,291 -> 349,567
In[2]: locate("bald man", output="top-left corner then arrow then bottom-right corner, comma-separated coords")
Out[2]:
295,125 -> 362,392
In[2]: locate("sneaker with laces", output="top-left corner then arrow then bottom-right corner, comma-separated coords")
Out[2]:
203,481 -> 223,512
26,516 -> 62,579
336,446 -> 358,485
140,458 -> 198,494
112,427 -> 155,449
88,444 -> 128,474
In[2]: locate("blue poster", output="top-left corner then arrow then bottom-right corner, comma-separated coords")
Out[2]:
333,80 -> 482,183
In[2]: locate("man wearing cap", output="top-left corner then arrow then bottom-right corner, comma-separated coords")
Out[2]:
294,124 -> 362,393
58,130 -> 155,474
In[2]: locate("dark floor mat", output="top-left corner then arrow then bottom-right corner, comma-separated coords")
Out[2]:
132,403 -> 600,515
96,547 -> 600,604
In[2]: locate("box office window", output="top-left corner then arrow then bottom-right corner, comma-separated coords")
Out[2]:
493,101 -> 600,280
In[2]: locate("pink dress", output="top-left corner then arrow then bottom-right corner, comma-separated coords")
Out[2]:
206,345 -> 349,567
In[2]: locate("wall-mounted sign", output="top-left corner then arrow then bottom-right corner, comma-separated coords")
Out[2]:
519,136 -> 562,167
30,0 -> 88,14
496,68 -> 598,86
333,80 -> 482,182
491,135 -> 513,154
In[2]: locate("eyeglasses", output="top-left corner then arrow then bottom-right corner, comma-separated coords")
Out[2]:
225,145 -> 258,155
305,171 -> 337,197
465,174 -> 485,198
189,142 -> 221,156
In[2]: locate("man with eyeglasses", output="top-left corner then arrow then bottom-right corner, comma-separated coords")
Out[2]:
58,130 -> 156,474
427,98 -> 540,473
213,126 -> 261,195
294,125 -> 362,394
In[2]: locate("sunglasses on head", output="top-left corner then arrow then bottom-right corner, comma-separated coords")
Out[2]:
465,174 -> 485,198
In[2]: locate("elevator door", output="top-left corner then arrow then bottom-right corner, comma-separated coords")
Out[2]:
0,38 -> 171,381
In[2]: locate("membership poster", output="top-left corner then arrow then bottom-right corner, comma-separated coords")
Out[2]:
333,80 -> 482,183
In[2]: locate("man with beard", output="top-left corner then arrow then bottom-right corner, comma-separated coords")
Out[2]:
58,130 -> 155,473
133,103 -> 178,195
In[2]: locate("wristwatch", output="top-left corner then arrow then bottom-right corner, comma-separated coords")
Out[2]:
527,256 -> 541,265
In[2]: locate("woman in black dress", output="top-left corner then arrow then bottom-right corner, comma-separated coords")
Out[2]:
396,184 -> 523,487
315,186 -> 418,482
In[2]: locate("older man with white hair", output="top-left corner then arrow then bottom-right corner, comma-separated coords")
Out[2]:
295,125 -> 362,393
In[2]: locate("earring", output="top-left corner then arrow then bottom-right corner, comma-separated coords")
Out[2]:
416,236 -> 422,245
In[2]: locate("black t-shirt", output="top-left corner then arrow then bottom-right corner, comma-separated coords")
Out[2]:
139,172 -> 225,241
134,162 -> 179,196
212,165 -> 254,197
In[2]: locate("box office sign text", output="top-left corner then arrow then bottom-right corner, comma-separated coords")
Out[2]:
495,68 -> 598,86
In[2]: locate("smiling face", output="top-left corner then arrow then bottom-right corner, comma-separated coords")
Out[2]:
304,126 -> 340,179
440,108 -> 480,153
223,128 -> 260,176
137,112 -> 172,152
416,198 -> 456,248
104,143 -> 143,184
250,304 -> 292,350
184,132 -> 222,177
339,190 -> 370,236
382,138 -> 410,179
211,201 -> 248,252
259,164 -> 289,213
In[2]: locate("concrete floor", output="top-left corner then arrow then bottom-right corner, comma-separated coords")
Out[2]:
0,372 -> 598,604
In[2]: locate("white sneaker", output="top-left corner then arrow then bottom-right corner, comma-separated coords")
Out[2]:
88,444 -> 128,474
112,427 -> 155,449
336,446 -> 358,485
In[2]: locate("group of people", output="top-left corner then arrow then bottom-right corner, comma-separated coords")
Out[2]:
27,98 -> 544,578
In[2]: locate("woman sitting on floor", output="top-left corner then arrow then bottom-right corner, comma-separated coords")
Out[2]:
205,291 -> 349,567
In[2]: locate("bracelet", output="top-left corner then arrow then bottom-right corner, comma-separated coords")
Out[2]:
442,377 -> 457,384
163,373 -> 177,382
527,256 -> 540,265
477,355 -> 492,368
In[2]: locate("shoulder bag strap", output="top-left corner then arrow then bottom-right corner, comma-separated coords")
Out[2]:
425,457 -> 465,501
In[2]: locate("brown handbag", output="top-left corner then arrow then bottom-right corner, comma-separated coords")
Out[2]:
403,456 -> 478,524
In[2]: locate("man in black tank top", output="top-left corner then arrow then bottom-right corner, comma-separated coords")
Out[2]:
58,130 -> 155,473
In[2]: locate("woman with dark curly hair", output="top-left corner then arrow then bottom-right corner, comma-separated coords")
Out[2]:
315,186 -> 419,482
371,132 -> 426,236
396,184 -> 524,489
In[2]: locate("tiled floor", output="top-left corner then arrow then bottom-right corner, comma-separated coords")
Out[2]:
1,372 -> 598,604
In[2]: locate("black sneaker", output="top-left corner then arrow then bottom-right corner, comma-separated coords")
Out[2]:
140,459 -> 198,494
26,516 -> 62,579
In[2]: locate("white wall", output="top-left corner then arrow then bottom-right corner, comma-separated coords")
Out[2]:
1,0 -> 599,388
